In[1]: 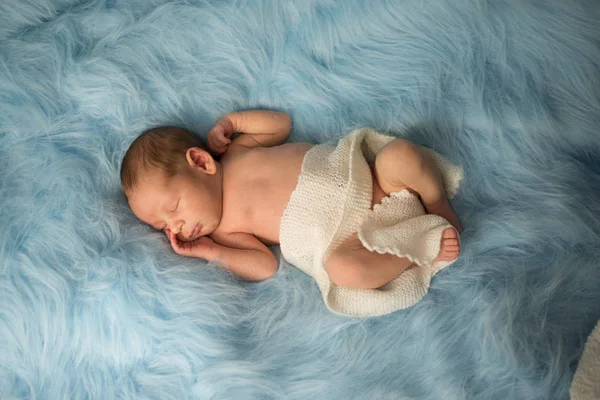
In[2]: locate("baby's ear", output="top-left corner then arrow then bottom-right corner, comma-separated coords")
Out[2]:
186,147 -> 217,174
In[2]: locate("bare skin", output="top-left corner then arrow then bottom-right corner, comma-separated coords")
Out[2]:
126,110 -> 462,288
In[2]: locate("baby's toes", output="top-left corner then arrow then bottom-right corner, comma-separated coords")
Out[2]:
441,240 -> 460,258
442,228 -> 458,240
443,238 -> 460,248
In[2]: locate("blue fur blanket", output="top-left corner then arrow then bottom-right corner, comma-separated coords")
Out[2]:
1,1 -> 599,399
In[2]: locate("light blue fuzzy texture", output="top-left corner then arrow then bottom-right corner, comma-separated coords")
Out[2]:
1,0 -> 600,399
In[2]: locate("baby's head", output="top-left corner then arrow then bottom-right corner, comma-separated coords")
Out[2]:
121,126 -> 222,241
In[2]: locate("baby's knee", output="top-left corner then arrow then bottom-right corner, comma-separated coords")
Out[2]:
325,251 -> 369,288
376,139 -> 420,173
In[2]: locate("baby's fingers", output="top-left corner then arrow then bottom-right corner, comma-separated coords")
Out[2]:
165,230 -> 178,248
218,136 -> 231,147
212,131 -> 231,146
166,230 -> 189,255
165,230 -> 211,259
207,133 -> 230,155
209,143 -> 227,156
207,132 -> 219,147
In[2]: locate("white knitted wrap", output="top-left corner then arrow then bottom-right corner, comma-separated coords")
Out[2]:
280,128 -> 463,317
570,320 -> 600,400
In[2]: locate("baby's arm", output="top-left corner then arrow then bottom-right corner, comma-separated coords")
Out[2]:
210,232 -> 278,281
207,110 -> 292,154
166,229 -> 277,281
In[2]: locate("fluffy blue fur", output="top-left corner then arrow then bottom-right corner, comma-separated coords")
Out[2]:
1,0 -> 599,398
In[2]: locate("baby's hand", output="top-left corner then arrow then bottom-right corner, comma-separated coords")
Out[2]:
166,229 -> 216,260
207,116 -> 235,155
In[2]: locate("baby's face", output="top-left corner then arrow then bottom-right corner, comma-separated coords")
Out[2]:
127,165 -> 222,241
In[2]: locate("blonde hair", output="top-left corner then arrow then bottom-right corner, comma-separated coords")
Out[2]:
120,126 -> 206,194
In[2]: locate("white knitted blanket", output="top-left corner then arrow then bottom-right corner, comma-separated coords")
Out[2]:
280,128 -> 463,317
571,320 -> 600,400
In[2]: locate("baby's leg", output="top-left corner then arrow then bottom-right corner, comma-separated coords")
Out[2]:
325,140 -> 462,290
373,139 -> 461,263
321,178 -> 416,289
325,233 -> 414,289
326,231 -> 460,289
374,139 -> 462,232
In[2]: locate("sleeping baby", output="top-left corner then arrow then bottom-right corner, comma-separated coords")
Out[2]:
120,110 -> 463,317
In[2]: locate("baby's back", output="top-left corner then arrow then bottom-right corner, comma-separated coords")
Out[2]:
219,142 -> 313,244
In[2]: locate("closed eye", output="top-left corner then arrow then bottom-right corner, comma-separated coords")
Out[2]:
170,199 -> 180,213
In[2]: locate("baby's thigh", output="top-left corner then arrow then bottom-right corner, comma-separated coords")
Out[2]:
370,164 -> 417,207
370,168 -> 387,208
325,234 -> 372,287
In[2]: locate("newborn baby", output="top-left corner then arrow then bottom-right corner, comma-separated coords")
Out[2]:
121,110 -> 462,316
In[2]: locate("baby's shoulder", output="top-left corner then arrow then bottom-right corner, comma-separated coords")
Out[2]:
223,143 -> 303,164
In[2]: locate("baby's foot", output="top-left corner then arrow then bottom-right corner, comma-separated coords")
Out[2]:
434,228 -> 460,262
425,197 -> 463,232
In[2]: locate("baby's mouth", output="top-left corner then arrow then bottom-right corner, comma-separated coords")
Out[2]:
190,223 -> 201,238
177,224 -> 201,242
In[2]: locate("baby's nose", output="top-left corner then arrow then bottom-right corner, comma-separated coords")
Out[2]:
169,220 -> 185,234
